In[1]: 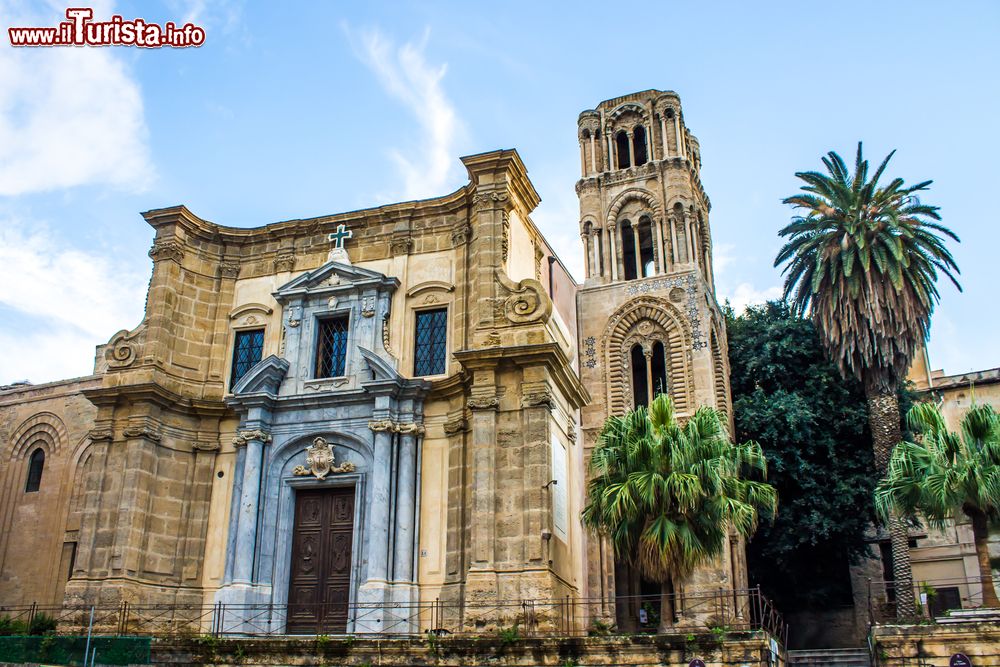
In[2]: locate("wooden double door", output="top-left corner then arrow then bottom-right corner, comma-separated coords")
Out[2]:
287,486 -> 356,633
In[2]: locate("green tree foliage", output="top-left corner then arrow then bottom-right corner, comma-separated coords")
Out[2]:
582,393 -> 777,629
876,402 -> 1000,607
727,301 -> 878,611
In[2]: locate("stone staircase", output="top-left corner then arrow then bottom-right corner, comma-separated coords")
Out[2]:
935,607 -> 1000,624
787,647 -> 870,667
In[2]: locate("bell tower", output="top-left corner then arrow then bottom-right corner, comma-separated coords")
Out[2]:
575,90 -> 742,626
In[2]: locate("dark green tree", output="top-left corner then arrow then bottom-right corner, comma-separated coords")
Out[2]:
727,301 -> 878,611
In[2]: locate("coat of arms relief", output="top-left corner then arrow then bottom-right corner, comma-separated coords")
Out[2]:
292,437 -> 355,480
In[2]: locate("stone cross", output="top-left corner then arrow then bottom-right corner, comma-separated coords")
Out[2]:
328,224 -> 353,249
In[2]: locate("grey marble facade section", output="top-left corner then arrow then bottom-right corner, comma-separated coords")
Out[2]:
215,261 -> 430,634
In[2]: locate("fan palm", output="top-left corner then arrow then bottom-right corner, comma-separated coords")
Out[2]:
582,394 -> 777,631
775,143 -> 960,617
875,402 -> 1000,608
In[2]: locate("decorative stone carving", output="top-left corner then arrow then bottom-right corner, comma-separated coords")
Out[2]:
367,420 -> 425,435
501,212 -> 510,263
274,252 -> 295,272
382,312 -> 392,354
123,425 -> 161,441
219,261 -> 240,279
451,225 -> 470,247
443,417 -> 467,435
148,238 -> 184,263
105,326 -> 145,369
566,420 -> 578,442
583,336 -> 597,369
534,244 -> 544,281
482,331 -> 501,347
494,271 -> 552,325
472,191 -> 509,208
292,437 -> 355,480
88,428 -> 114,442
467,395 -> 500,411
625,273 -> 706,349
522,390 -> 554,409
285,305 -> 302,329
232,429 -> 272,447
361,296 -> 376,318
389,237 -> 413,256
193,440 -> 220,452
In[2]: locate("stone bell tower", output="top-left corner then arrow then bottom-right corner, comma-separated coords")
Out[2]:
574,90 -> 744,626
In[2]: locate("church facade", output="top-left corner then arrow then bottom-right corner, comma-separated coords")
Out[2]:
0,91 -> 736,633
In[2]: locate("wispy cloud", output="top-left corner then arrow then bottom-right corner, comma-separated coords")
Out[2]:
0,2 -> 154,195
344,25 -> 463,200
719,282 -> 783,315
0,218 -> 148,383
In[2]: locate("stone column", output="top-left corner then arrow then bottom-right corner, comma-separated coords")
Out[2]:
687,214 -> 699,268
674,113 -> 683,159
232,429 -> 271,583
368,427 -> 393,583
632,225 -> 641,278
608,224 -> 619,281
653,219 -> 664,275
592,230 -> 602,277
644,124 -> 651,163
670,218 -> 679,264
579,140 -> 586,176
581,233 -> 591,279
589,134 -> 597,173
626,130 -> 634,168
607,134 -> 615,171
660,115 -> 669,158
393,429 -> 419,583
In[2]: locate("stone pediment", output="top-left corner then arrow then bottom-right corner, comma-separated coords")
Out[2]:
231,355 -> 289,397
273,261 -> 399,302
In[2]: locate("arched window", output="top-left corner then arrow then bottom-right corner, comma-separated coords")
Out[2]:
620,220 -> 637,281
25,448 -> 44,493
615,131 -> 631,169
633,126 -> 648,166
651,341 -> 668,397
638,217 -> 655,277
631,345 -> 649,408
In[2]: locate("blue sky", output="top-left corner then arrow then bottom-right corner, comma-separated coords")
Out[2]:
1,0 -> 997,384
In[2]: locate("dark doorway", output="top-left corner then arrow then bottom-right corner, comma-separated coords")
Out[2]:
287,486 -> 356,633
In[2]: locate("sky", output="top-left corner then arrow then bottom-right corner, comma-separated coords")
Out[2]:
1,0 -> 997,385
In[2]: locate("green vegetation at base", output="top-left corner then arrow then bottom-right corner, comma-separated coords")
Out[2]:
0,635 -> 151,665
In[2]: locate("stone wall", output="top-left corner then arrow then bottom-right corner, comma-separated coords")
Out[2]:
871,621 -> 1000,667
149,631 -> 779,667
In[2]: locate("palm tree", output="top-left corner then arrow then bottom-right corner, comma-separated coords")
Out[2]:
582,394 -> 777,631
875,402 -> 1000,608
774,143 -> 960,618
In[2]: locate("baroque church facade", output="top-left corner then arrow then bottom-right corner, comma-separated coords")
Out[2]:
0,90 -> 738,633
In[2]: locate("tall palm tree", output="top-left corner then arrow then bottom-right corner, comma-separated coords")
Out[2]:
582,394 -> 777,631
774,143 -> 960,618
875,402 -> 1000,608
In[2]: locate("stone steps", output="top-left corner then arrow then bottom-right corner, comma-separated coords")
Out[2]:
936,607 -> 1000,624
787,647 -> 870,667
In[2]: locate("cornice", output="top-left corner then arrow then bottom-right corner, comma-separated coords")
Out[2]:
453,342 -> 590,409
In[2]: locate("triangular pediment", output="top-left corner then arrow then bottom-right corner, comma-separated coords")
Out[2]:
274,261 -> 399,302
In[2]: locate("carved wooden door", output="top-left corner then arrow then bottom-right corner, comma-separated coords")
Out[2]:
287,486 -> 355,633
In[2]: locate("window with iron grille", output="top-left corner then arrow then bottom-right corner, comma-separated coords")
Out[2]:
316,316 -> 349,378
414,308 -> 447,376
230,328 -> 265,390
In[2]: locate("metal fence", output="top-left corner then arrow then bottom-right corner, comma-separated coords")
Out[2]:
0,586 -> 785,642
867,574 -> 1000,625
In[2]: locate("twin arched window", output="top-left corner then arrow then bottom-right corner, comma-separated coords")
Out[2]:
25,448 -> 44,493
630,341 -> 668,409
614,125 -> 650,169
620,218 -> 656,281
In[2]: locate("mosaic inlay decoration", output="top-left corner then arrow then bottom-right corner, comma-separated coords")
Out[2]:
625,274 -> 708,350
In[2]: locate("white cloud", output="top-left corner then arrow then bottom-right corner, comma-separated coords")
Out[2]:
0,218 -> 148,384
345,25 -> 463,200
720,282 -> 783,315
0,2 -> 153,195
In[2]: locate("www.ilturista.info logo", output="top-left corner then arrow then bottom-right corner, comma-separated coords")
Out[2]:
8,8 -> 205,47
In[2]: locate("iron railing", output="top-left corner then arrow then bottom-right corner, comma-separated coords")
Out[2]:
866,574 -> 1000,625
0,586 -> 785,642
